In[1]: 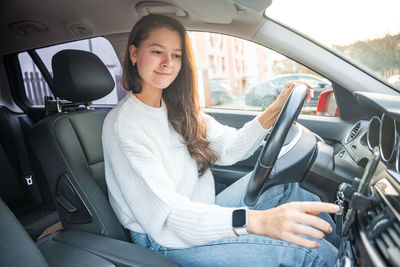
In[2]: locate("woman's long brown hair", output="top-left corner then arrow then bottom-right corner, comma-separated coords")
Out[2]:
122,14 -> 217,176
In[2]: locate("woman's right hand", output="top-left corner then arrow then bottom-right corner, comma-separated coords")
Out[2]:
247,202 -> 339,248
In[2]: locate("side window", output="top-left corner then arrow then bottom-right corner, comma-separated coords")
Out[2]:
188,32 -> 334,116
18,37 -> 124,106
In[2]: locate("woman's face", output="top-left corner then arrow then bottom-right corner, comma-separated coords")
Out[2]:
129,27 -> 182,92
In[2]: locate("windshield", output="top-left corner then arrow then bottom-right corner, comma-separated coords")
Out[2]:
265,0 -> 400,91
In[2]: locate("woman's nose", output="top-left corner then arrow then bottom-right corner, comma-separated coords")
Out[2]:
161,55 -> 172,68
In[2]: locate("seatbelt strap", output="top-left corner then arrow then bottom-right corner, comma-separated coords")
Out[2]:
8,113 -> 42,206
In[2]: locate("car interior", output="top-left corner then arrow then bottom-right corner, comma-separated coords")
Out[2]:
2,0 -> 400,266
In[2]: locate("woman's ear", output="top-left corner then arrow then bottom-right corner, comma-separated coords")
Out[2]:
129,44 -> 137,64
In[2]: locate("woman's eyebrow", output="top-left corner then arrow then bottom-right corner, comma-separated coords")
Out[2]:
149,43 -> 182,52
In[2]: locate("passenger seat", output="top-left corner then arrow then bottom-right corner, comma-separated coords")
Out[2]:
30,49 -> 127,240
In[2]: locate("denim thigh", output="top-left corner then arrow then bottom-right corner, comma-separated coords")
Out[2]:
131,231 -> 338,267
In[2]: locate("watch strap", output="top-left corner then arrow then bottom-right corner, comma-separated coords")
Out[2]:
235,226 -> 248,235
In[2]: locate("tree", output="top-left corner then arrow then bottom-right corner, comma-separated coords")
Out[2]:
333,34 -> 400,75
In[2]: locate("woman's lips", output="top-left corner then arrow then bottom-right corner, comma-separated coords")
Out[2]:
155,71 -> 172,76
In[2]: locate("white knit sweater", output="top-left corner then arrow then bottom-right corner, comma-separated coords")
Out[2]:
102,93 -> 267,249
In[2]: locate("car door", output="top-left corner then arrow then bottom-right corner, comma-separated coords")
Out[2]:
189,32 -> 349,192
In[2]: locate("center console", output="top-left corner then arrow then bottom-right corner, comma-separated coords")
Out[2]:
335,151 -> 400,267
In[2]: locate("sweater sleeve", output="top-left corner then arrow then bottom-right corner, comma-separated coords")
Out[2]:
113,125 -> 237,249
204,114 -> 269,166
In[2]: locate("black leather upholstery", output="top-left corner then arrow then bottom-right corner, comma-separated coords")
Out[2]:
0,107 -> 59,239
30,50 -> 127,240
49,230 -> 180,266
31,110 -> 127,240
0,198 -> 49,267
2,197 -> 173,267
52,50 -> 115,102
38,239 -> 115,267
0,109 -> 27,211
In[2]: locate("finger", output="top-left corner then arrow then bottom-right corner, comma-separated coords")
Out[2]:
296,213 -> 332,234
282,232 -> 320,249
292,223 -> 325,240
307,88 -> 314,99
294,202 -> 340,214
304,86 -> 314,102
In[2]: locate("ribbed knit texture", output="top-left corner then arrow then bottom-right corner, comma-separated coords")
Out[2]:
102,93 -> 268,248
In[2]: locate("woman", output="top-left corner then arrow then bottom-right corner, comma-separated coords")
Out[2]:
102,14 -> 340,266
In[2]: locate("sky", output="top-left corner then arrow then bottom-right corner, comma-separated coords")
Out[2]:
266,0 -> 400,46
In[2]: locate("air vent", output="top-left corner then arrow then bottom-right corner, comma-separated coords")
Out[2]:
346,122 -> 361,143
364,189 -> 400,266
370,211 -> 400,266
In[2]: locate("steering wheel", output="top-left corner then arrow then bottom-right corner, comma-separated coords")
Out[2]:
244,84 -> 308,206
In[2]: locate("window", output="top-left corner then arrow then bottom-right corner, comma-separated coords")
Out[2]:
189,32 -> 334,116
235,59 -> 240,73
209,34 -> 215,47
208,55 -> 215,74
18,37 -> 123,106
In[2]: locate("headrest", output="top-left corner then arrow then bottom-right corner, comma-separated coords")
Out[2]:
51,49 -> 115,102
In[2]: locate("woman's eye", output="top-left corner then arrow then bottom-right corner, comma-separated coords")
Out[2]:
152,51 -> 162,55
173,54 -> 182,58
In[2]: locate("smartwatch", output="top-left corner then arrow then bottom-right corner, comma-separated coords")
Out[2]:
232,207 -> 248,236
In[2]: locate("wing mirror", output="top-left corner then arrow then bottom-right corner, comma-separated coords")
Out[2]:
316,89 -> 339,116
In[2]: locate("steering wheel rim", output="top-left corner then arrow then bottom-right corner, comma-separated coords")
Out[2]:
244,84 -> 308,206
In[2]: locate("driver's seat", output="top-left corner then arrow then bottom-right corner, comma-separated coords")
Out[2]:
30,49 -> 128,241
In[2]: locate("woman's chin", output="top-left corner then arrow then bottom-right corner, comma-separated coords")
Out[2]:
154,82 -> 174,90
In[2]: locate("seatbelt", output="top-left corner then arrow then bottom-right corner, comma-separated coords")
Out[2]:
8,113 -> 42,206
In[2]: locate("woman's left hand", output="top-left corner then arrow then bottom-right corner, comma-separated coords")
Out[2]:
258,80 -> 314,130
275,81 -> 314,110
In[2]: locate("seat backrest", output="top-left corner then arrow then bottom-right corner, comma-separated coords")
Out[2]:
30,50 -> 127,241
0,198 -> 49,267
0,108 -> 28,211
0,107 -> 54,213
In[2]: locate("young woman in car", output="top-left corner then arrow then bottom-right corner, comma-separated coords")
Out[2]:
102,14 -> 340,266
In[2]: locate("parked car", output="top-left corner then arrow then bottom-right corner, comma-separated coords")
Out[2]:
245,74 -> 331,109
209,80 -> 232,105
2,0 -> 400,266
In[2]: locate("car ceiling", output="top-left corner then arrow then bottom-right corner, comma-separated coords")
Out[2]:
1,0 -> 270,56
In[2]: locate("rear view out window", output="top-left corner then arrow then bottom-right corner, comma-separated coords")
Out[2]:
18,37 -> 125,106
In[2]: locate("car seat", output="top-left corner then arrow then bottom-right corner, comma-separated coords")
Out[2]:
30,49 -> 127,241
0,106 -> 59,239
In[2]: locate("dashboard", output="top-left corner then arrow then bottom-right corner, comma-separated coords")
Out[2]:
334,92 -> 400,266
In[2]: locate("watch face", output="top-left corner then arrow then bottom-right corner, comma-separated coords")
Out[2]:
232,209 -> 246,228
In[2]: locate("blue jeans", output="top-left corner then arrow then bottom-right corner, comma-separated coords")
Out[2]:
131,172 -> 340,266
